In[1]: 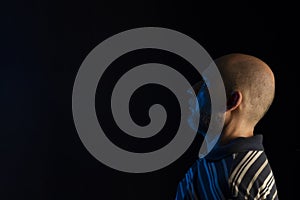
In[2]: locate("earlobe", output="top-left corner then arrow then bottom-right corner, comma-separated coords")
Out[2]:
227,91 -> 242,111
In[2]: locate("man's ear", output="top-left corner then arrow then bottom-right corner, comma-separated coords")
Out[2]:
227,91 -> 242,111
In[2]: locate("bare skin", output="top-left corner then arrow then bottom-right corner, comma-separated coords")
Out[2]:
214,53 -> 275,145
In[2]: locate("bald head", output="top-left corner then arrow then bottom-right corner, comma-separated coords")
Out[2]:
214,53 -> 275,124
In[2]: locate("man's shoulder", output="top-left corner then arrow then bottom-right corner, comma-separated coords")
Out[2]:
229,150 -> 278,199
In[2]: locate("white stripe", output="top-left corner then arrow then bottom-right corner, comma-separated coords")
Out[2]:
245,158 -> 268,199
236,151 -> 263,185
229,151 -> 254,184
261,174 -> 274,196
262,178 -> 275,199
254,171 -> 274,200
272,189 -> 278,200
233,151 -> 262,196
230,151 -> 258,196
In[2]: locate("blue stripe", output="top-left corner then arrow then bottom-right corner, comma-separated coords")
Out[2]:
185,173 -> 189,189
203,159 -> 218,200
197,159 -> 209,199
207,162 -> 221,199
211,163 -> 225,199
189,168 -> 196,198
222,159 -> 229,180
189,168 -> 194,179
179,182 -> 184,199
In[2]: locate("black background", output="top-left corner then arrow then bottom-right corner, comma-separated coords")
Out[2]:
1,1 -> 297,199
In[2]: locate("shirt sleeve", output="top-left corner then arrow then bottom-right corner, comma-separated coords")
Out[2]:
228,150 -> 279,200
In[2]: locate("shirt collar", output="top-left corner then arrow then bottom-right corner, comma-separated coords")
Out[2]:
205,134 -> 264,160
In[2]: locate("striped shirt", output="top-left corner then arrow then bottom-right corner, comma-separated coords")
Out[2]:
175,135 -> 278,200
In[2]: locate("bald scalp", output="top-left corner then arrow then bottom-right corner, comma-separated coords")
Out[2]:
214,53 -> 275,124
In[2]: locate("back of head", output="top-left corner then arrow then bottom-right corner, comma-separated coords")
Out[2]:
214,53 -> 275,125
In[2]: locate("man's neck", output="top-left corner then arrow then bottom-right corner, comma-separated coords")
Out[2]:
219,119 -> 254,145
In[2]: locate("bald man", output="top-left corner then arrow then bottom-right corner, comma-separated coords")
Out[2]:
175,53 -> 279,200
